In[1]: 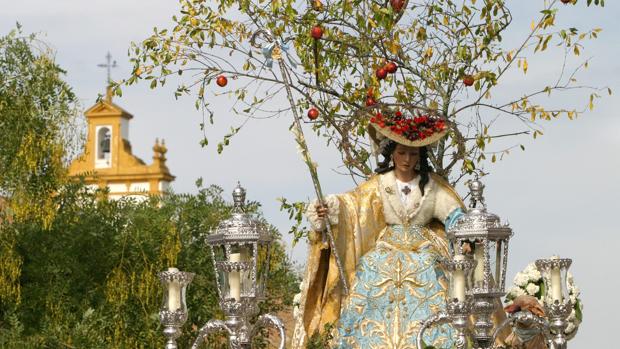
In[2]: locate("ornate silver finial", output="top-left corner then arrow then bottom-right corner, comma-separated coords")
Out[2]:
468,178 -> 486,209
232,182 -> 247,210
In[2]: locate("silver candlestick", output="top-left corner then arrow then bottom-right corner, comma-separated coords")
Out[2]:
158,268 -> 195,349
417,257 -> 476,349
536,257 -> 574,349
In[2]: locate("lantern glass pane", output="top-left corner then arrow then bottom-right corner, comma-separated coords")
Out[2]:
487,240 -> 498,288
161,282 -> 170,310
227,243 -> 249,302
447,269 -> 456,301
162,279 -> 185,312
465,260 -> 475,292
494,240 -> 503,288
540,263 -> 570,304
239,244 -> 253,297
213,245 -> 226,263
218,268 -> 231,300
180,283 -> 189,312
473,242 -> 485,288
256,242 -> 272,299
560,267 -> 570,302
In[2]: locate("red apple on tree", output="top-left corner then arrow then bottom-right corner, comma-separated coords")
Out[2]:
307,107 -> 319,120
390,0 -> 405,12
376,67 -> 388,80
216,75 -> 228,87
385,62 -> 398,74
365,97 -> 377,107
462,74 -> 475,87
311,26 -> 323,40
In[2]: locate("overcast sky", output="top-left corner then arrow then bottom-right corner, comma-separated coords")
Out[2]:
2,1 -> 618,346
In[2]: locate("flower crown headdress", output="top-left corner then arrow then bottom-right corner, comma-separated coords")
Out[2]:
368,109 -> 448,150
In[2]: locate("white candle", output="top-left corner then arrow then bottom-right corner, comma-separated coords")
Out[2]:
167,267 -> 181,312
229,253 -> 241,301
453,254 -> 466,302
551,267 -> 562,302
473,246 -> 485,285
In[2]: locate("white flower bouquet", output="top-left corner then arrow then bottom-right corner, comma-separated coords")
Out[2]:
505,261 -> 583,339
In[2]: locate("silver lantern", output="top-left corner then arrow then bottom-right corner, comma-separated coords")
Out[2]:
191,182 -> 285,349
417,179 -> 578,349
446,178 -> 513,348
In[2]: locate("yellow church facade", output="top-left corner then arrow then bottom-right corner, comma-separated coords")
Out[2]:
68,93 -> 174,200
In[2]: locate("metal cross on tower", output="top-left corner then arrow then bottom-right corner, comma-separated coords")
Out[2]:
97,52 -> 117,84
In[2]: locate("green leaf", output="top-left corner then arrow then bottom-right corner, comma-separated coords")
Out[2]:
574,299 -> 583,321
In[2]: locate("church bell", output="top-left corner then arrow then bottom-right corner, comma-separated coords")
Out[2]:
100,133 -> 111,154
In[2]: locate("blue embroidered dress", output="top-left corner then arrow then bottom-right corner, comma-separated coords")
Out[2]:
297,171 -> 464,349
334,224 -> 457,348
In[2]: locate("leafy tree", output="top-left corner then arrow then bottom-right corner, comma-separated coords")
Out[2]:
0,25 -> 82,312
0,181 -> 299,348
0,25 -> 81,226
118,0 -> 607,183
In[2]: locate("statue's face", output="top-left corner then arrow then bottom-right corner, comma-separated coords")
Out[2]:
392,144 -> 419,174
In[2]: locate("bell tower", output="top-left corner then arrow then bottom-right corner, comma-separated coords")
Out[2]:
69,53 -> 174,200
84,89 -> 132,170
68,87 -> 174,200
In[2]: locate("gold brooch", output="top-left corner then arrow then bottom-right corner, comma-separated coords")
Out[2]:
385,187 -> 394,195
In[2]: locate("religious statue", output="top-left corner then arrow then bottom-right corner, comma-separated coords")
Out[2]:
292,111 -> 546,349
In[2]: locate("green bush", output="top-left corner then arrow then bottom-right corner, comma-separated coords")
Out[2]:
0,181 -> 299,348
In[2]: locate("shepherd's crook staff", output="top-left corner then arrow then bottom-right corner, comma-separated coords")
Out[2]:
281,65 -> 350,296
252,31 -> 349,295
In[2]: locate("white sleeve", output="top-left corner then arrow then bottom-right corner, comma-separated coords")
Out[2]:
305,194 -> 340,231
433,181 -> 462,222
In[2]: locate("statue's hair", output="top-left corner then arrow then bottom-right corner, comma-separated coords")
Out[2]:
375,141 -> 433,196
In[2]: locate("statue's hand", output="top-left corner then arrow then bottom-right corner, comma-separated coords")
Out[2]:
505,295 -> 545,318
306,195 -> 339,232
315,204 -> 329,219
461,241 -> 472,254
